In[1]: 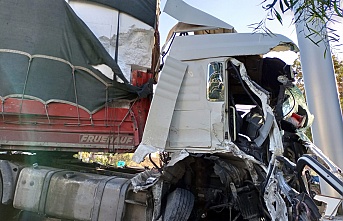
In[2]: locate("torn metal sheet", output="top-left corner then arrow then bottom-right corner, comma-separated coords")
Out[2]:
263,168 -> 289,221
132,56 -> 188,163
229,58 -> 284,155
164,0 -> 234,31
166,150 -> 190,167
131,170 -> 161,193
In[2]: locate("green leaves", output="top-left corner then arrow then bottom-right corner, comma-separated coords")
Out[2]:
333,0 -> 343,17
292,54 -> 343,111
256,0 -> 342,54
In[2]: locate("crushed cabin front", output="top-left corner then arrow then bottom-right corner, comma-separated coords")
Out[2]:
132,31 -> 343,221
0,0 -> 155,220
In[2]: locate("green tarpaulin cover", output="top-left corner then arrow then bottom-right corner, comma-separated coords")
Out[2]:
0,0 -> 152,113
88,0 -> 156,27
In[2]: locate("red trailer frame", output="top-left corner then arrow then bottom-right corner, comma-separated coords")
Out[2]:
0,71 -> 152,153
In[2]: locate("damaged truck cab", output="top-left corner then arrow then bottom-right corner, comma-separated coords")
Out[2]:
134,32 -> 297,155
132,28 -> 343,220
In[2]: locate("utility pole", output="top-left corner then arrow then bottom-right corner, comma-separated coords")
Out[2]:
294,0 -> 343,198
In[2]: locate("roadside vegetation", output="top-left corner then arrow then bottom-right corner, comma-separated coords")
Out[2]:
74,152 -> 157,168
257,0 -> 342,53
292,54 -> 343,140
293,54 -> 343,111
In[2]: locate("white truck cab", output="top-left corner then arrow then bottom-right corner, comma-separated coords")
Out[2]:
131,2 -> 343,220
134,31 -> 298,158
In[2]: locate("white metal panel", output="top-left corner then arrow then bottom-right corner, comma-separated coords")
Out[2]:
174,62 -> 206,111
164,0 -> 234,30
132,56 -> 188,163
210,103 -> 225,146
168,110 -> 211,148
166,58 -> 226,152
169,33 -> 299,61
167,58 -> 226,152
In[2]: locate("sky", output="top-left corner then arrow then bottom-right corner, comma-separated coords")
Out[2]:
158,0 -> 343,63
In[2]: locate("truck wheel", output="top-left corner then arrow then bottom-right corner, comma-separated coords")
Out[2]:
163,188 -> 194,221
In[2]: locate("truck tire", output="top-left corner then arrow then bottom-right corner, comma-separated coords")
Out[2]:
163,188 -> 194,221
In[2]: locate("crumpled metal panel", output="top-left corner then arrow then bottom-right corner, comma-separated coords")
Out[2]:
133,56 -> 188,163
131,170 -> 161,193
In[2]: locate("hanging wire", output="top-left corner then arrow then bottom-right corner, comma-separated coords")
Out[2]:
105,87 -> 109,127
44,104 -> 51,125
107,100 -> 116,152
160,32 -> 176,69
149,153 -> 162,173
71,67 -> 81,125
114,11 -> 120,63
1,98 -> 4,122
19,56 -> 33,120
